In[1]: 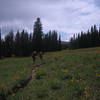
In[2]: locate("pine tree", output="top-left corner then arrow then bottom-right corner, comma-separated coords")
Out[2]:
70,25 -> 100,49
15,30 -> 21,56
58,35 -> 62,50
5,30 -> 14,57
29,33 -> 33,54
20,30 -> 29,56
51,31 -> 58,51
33,18 -> 43,52
15,30 -> 31,56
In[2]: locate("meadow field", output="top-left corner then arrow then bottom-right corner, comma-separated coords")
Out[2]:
0,47 -> 100,100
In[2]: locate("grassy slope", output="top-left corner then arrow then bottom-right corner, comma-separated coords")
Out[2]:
0,57 -> 32,90
0,47 -> 100,100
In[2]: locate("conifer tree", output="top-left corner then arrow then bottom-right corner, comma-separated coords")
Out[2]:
15,30 -> 21,56
33,18 -> 43,52
5,30 -> 14,57
70,25 -> 100,49
58,35 -> 62,50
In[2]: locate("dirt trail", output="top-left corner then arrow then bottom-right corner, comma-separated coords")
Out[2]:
5,63 -> 45,100
31,63 -> 45,78
30,63 -> 45,80
32,69 -> 36,78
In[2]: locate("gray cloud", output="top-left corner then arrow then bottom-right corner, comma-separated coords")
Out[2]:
94,0 -> 100,8
0,0 -> 100,41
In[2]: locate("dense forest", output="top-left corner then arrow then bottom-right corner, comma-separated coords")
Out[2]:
70,25 -> 100,49
0,18 -> 61,58
0,18 -> 100,58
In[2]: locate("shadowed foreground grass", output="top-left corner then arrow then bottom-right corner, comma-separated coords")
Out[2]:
0,57 -> 32,91
0,47 -> 100,100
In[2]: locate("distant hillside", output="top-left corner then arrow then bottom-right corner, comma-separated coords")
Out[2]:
61,41 -> 69,45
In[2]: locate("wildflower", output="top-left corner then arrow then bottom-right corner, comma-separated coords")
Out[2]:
70,79 -> 74,82
0,84 -> 6,88
14,76 -> 20,80
62,69 -> 69,72
96,74 -> 100,77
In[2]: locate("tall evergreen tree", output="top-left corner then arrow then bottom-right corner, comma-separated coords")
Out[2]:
15,30 -> 32,56
20,30 -> 29,56
5,30 -> 14,57
15,30 -> 21,56
33,18 -> 43,52
58,35 -> 62,50
52,31 -> 58,51
29,33 -> 33,54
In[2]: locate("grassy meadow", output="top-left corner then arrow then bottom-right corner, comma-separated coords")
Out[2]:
0,47 -> 100,100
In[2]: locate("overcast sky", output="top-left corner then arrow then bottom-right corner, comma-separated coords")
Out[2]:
0,0 -> 100,41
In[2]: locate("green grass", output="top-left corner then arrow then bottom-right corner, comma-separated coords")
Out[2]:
0,57 -> 32,90
0,47 -> 100,100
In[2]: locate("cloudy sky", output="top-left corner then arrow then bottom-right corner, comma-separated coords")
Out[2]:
0,0 -> 100,41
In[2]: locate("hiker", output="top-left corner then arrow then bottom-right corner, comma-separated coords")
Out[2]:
38,51 -> 44,61
32,51 -> 44,63
32,51 -> 37,62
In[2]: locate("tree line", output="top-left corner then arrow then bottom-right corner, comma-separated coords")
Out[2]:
1,18 -> 100,58
0,18 -> 62,58
70,25 -> 100,49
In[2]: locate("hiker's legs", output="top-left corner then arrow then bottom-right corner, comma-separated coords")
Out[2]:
39,54 -> 45,64
32,56 -> 35,63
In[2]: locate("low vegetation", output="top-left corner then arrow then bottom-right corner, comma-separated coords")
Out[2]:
0,47 -> 100,100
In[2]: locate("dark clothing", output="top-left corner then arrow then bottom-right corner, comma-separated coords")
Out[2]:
32,51 -> 44,62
